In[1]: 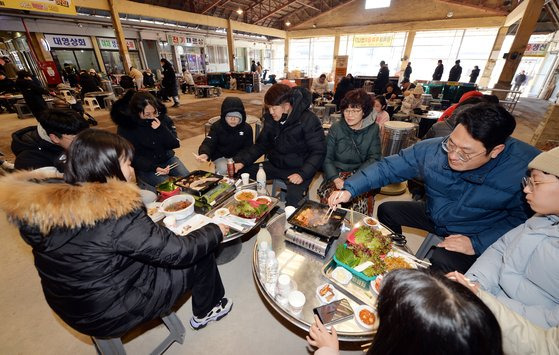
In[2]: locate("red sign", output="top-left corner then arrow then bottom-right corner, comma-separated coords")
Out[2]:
40,61 -> 62,85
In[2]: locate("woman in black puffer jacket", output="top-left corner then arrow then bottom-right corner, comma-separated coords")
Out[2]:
0,129 -> 232,337
235,84 -> 326,206
160,58 -> 180,107
111,90 -> 188,189
197,96 -> 253,175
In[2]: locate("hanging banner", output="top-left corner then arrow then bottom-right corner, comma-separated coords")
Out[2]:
524,42 -> 550,57
353,34 -> 394,48
166,34 -> 205,47
44,34 -> 92,49
98,38 -> 137,51
334,55 -> 349,91
0,0 -> 76,15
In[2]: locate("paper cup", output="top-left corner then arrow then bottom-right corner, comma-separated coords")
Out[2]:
285,206 -> 297,230
277,274 -> 292,297
241,173 -> 250,185
288,290 -> 306,314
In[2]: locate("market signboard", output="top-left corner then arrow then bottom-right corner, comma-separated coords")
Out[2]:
524,42 -> 550,57
0,0 -> 76,15
44,34 -> 92,48
353,34 -> 394,48
166,34 -> 205,47
98,38 -> 137,51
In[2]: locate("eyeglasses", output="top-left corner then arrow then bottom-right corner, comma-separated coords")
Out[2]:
441,136 -> 486,162
142,110 -> 159,118
343,108 -> 363,116
522,176 -> 558,192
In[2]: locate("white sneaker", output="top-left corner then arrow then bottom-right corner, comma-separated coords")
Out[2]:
189,298 -> 233,330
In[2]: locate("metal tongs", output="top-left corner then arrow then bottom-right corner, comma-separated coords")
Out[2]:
322,191 -> 343,224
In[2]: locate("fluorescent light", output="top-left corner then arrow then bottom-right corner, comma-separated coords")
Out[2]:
365,0 -> 391,9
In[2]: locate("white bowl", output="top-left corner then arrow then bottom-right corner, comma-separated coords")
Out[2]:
234,189 -> 257,201
315,283 -> 338,304
370,274 -> 384,295
354,305 -> 377,330
160,194 -> 195,220
255,195 -> 272,205
140,189 -> 157,205
362,217 -> 381,230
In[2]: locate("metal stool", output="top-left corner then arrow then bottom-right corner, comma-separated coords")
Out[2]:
415,233 -> 444,260
84,97 -> 101,112
91,312 -> 185,355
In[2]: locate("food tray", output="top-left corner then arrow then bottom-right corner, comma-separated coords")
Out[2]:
333,244 -> 377,283
206,195 -> 279,233
321,258 -> 376,307
287,200 -> 347,239
174,170 -> 222,196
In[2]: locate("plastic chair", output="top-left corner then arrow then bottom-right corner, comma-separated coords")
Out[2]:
84,97 -> 101,112
60,90 -> 77,105
14,102 -> 34,119
103,95 -> 117,110
91,312 -> 185,355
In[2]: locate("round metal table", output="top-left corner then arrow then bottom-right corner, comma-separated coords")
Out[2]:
252,211 -> 392,342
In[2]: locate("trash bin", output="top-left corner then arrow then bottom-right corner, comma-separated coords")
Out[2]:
245,84 -> 253,93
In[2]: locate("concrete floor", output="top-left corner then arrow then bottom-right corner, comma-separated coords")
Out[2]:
0,92 -> 547,354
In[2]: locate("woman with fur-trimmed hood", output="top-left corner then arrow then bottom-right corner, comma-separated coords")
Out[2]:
0,130 -> 232,337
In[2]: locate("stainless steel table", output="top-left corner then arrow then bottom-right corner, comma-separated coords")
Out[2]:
252,211 -> 393,342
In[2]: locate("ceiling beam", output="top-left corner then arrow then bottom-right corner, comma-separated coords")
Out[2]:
252,0 -> 299,24
433,0 -> 508,15
289,16 -> 506,37
288,0 -> 354,28
295,0 -> 320,11
201,0 -> 230,14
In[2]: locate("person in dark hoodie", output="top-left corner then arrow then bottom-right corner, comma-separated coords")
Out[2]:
448,60 -> 463,82
196,97 -> 253,175
111,91 -> 188,189
234,84 -> 326,206
78,70 -> 101,100
11,108 -> 89,171
161,58 -> 180,107
15,70 -> 50,119
0,129 -> 232,337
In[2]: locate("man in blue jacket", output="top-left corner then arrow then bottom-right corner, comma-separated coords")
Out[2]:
328,103 -> 540,273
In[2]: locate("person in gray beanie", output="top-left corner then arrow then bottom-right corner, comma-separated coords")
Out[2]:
197,96 -> 253,175
464,146 -> 559,329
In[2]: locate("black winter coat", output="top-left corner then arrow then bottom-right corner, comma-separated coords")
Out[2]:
162,64 -> 178,97
111,92 -> 180,172
0,170 -> 223,337
374,66 -> 390,93
469,68 -> 480,83
143,72 -> 156,87
0,77 -> 17,93
448,64 -> 462,82
198,97 -> 253,161
15,78 -> 49,118
11,125 -> 65,171
433,64 -> 444,81
235,87 -> 326,180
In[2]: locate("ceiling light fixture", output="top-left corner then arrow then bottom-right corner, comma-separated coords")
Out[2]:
236,8 -> 243,15
285,21 -> 291,26
312,23 -> 317,28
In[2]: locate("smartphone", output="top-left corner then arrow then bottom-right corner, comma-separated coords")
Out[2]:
313,298 -> 354,325
145,118 -> 156,124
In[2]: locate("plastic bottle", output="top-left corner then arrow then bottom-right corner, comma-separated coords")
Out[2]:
265,250 -> 279,293
256,227 -> 272,246
226,158 -> 235,179
256,163 -> 267,195
257,241 -> 269,279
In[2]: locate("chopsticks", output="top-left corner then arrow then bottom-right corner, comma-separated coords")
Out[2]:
155,162 -> 179,176
322,206 -> 335,224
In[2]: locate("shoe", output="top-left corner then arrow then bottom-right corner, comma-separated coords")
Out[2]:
190,297 -> 233,330
171,103 -> 180,108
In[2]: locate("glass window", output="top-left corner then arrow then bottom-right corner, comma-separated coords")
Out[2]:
52,49 -> 78,69
345,32 -> 406,76
74,49 -> 100,72
270,39 -> 284,77
102,51 -> 124,74
288,37 -> 335,77
129,52 -> 142,70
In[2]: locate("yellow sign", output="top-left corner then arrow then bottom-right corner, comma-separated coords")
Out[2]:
353,34 -> 394,48
0,0 -> 76,15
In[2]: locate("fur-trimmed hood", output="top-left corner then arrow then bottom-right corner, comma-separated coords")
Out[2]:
0,170 -> 142,235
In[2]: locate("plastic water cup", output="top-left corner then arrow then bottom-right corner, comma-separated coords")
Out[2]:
241,173 -> 250,185
288,290 -> 306,314
277,274 -> 292,297
285,206 -> 296,230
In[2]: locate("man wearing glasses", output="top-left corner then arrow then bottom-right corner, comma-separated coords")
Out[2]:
328,103 -> 540,273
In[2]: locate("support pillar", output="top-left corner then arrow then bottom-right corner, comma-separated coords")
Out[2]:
479,26 -> 508,87
108,0 -> 131,75
284,33 -> 290,77
494,0 -> 544,93
400,31 -> 416,76
227,19 -> 236,72
332,32 -> 340,76
91,36 -> 106,74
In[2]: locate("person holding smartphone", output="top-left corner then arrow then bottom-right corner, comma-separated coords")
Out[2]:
111,91 -> 188,189
307,269 -> 503,355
